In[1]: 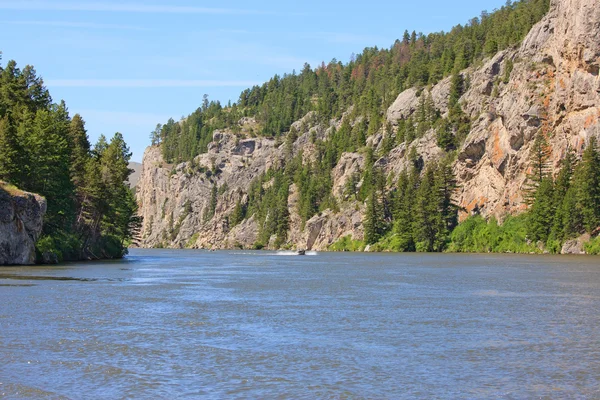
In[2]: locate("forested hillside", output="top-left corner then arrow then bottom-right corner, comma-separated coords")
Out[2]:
136,0 -> 600,254
154,0 -> 549,163
0,56 -> 138,262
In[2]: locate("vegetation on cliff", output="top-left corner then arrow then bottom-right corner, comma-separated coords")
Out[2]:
140,0 -> 600,254
0,56 -> 137,262
154,0 -> 550,165
448,137 -> 600,253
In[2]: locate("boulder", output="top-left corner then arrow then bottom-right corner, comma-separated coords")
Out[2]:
0,183 -> 46,265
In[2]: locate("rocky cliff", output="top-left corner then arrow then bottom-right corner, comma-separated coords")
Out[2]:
136,0 -> 600,250
0,183 -> 46,265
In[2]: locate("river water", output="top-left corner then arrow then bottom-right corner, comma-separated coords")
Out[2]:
1,250 -> 599,399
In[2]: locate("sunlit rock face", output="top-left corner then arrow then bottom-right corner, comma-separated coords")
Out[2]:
137,0 -> 600,249
0,184 -> 46,265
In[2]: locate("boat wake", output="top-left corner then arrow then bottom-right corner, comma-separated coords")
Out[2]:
276,251 -> 318,256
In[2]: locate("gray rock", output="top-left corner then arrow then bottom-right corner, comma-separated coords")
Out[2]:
0,184 -> 46,265
561,234 -> 591,254
136,0 -> 600,249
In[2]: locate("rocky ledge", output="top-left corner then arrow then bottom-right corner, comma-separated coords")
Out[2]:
0,182 -> 46,265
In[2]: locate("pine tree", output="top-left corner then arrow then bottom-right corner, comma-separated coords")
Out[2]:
560,185 -> 583,238
392,169 -> 417,251
0,115 -> 20,183
527,177 -> 555,242
364,191 -> 384,245
449,72 -> 464,110
230,197 -> 247,227
363,167 -> 388,244
436,118 -> 455,151
413,165 -> 440,252
205,184 -> 218,222
69,114 -> 90,188
524,130 -> 551,204
436,158 -> 459,239
550,148 -> 575,241
576,137 -> 600,233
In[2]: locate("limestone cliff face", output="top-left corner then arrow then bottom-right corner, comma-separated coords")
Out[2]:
136,0 -> 600,250
136,112 -> 365,250
387,0 -> 600,219
0,184 -> 46,265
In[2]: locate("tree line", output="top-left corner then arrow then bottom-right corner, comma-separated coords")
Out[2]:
0,57 -> 137,262
450,133 -> 600,254
155,0 -> 549,164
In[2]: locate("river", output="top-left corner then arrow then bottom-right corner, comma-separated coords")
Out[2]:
1,249 -> 599,398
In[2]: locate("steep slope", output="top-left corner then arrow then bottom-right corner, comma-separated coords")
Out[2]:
0,183 -> 46,265
128,162 -> 143,188
136,0 -> 599,250
449,0 -> 600,218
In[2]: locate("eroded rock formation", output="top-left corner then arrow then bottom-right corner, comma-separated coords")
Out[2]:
136,0 -> 600,250
0,184 -> 46,265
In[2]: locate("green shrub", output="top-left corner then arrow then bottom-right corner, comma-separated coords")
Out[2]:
447,214 -> 540,254
186,233 -> 199,248
35,232 -> 84,263
584,236 -> 600,255
329,235 -> 365,252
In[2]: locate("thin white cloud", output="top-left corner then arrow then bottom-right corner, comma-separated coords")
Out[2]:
0,1 -> 272,15
45,79 -> 260,88
1,20 -> 147,30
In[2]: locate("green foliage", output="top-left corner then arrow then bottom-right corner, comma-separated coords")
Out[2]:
186,233 -> 199,248
448,214 -> 541,253
363,167 -> 390,244
329,235 -> 365,252
148,0 -> 551,252
0,58 -> 136,263
524,130 -> 552,203
204,184 -> 218,222
156,0 -> 549,163
453,139 -> 600,254
584,236 -> 600,255
246,170 -> 291,247
503,58 -> 514,84
576,137 -> 600,233
366,156 -> 458,252
229,197 -> 247,227
527,177 -> 555,242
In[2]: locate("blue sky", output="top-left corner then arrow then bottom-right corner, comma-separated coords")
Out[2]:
1,0 -> 507,162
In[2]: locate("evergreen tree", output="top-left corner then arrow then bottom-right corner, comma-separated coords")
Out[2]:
69,114 -> 90,188
0,59 -> 136,261
205,184 -> 218,222
436,157 -> 459,238
436,118 -> 455,151
392,169 -> 417,251
230,197 -> 247,227
524,130 -> 551,204
550,148 -> 575,241
0,115 -> 20,183
413,165 -> 440,251
576,137 -> 600,233
527,177 -> 555,242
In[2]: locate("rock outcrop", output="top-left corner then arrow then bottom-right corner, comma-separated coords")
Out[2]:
136,0 -> 600,251
0,183 -> 46,265
561,233 -> 591,255
386,0 -> 600,220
